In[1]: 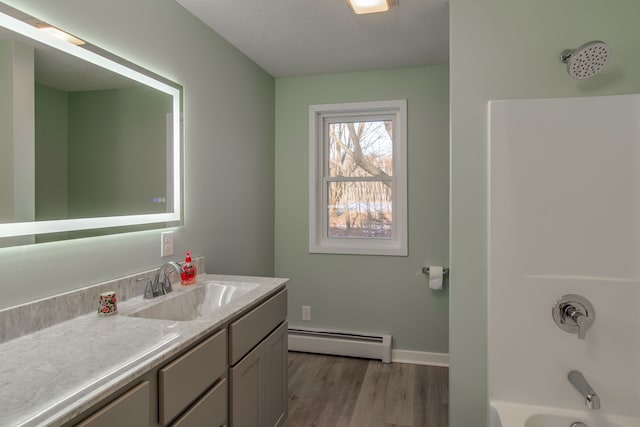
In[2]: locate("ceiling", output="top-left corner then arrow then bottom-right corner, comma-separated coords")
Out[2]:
176,0 -> 449,78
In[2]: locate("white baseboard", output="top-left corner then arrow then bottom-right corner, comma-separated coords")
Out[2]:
391,349 -> 449,367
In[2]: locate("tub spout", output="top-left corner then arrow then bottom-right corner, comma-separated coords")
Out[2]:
586,393 -> 600,410
568,370 -> 600,410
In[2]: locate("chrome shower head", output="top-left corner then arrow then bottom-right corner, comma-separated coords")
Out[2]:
560,41 -> 609,80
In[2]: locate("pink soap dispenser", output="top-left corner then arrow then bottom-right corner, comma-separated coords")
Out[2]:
181,251 -> 197,285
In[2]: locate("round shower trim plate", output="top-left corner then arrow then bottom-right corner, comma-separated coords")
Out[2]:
551,294 -> 595,335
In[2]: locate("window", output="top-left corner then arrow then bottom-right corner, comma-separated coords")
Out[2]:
309,100 -> 407,256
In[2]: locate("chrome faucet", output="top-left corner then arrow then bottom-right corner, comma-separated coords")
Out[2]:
144,261 -> 183,299
562,304 -> 593,340
552,295 -> 595,340
568,370 -> 600,410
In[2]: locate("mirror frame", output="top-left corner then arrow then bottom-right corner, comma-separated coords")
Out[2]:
0,4 -> 183,239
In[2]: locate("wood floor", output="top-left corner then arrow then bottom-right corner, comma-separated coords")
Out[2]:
281,352 -> 448,427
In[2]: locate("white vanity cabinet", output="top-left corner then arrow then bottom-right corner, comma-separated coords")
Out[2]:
229,289 -> 288,427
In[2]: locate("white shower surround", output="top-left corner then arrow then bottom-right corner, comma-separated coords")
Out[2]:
488,94 -> 640,423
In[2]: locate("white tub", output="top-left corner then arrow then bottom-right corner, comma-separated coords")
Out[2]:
490,401 -> 640,427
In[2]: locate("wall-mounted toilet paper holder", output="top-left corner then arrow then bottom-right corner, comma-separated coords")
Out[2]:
421,267 -> 449,275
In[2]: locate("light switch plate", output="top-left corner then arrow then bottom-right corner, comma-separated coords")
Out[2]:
161,231 -> 174,257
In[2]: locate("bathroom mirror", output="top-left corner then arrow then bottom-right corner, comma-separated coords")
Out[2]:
0,3 -> 183,246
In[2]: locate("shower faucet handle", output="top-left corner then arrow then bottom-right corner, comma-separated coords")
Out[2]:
574,310 -> 593,340
561,303 -> 593,340
552,295 -> 595,340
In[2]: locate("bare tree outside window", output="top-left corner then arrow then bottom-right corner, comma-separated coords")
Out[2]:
309,100 -> 406,256
327,120 -> 393,238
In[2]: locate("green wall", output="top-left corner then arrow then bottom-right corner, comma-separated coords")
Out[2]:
0,0 -> 275,309
67,86 -> 170,218
449,1 -> 640,425
0,40 -> 34,228
35,84 -> 169,220
275,65 -> 449,353
0,41 -> 18,223
35,84 -> 68,221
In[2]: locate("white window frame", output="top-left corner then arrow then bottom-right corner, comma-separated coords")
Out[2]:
309,99 -> 407,256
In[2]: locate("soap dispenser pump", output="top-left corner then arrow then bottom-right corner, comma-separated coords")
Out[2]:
181,251 -> 197,285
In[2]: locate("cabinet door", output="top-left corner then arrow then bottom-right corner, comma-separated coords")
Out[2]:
230,321 -> 288,427
75,381 -> 150,427
260,321 -> 288,427
230,341 -> 261,427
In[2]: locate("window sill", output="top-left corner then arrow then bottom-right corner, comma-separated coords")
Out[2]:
309,240 -> 407,256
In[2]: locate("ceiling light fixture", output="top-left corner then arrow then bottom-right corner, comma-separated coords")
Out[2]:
345,0 -> 398,15
37,25 -> 85,46
24,19 -> 85,45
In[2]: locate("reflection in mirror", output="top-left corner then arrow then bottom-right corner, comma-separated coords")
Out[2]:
0,3 -> 182,246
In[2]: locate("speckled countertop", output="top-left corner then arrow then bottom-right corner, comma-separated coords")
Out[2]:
0,273 -> 287,427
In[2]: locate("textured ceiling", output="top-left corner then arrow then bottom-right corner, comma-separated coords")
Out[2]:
176,0 -> 449,78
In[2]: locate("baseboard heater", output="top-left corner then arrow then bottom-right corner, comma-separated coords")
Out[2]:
288,327 -> 392,363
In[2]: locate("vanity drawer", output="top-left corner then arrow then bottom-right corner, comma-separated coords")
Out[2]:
170,378 -> 227,427
229,289 -> 287,365
76,381 -> 150,427
159,329 -> 227,425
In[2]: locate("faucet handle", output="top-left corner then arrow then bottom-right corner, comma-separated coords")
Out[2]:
563,304 -> 592,340
552,295 -> 595,340
138,277 -> 154,299
576,314 -> 592,340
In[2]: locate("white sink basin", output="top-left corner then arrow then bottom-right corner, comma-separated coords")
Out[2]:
128,281 -> 259,321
